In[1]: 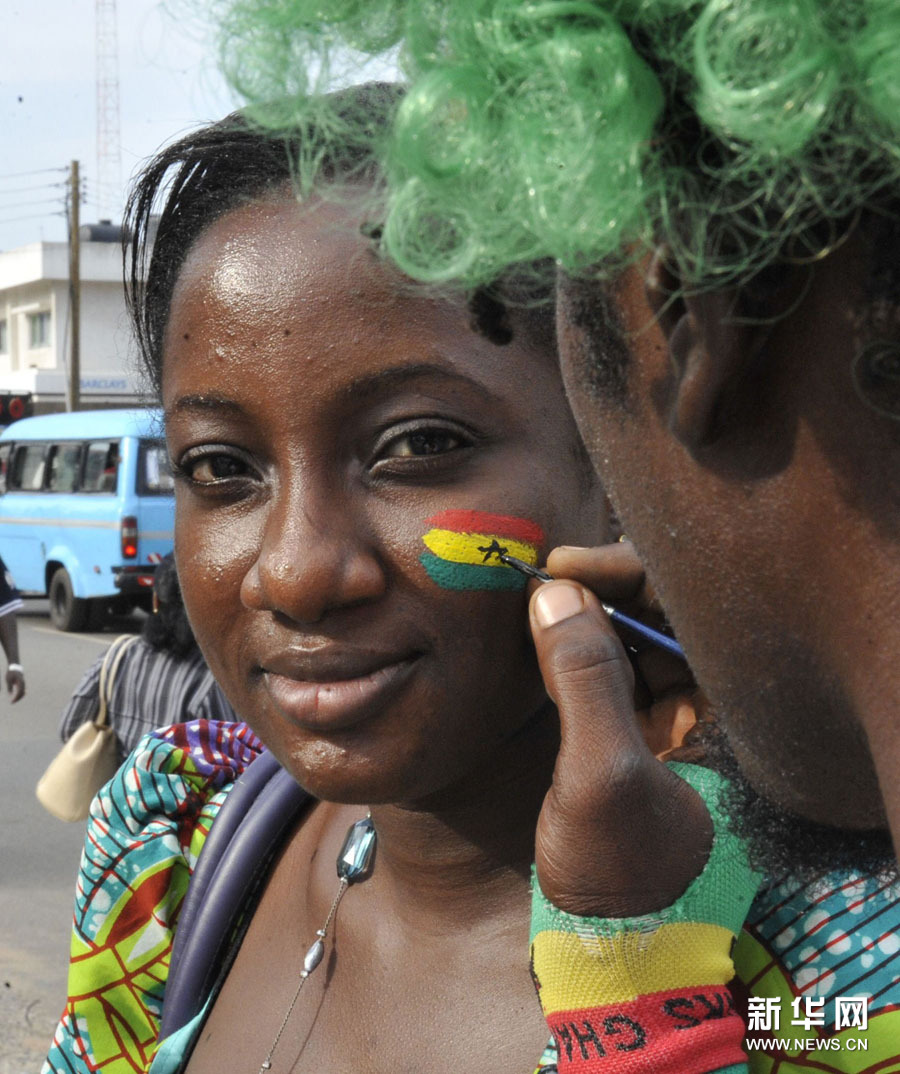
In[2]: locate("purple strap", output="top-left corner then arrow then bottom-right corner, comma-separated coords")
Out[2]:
159,749 -> 311,1039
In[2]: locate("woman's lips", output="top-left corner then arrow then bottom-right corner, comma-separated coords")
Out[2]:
262,655 -> 420,732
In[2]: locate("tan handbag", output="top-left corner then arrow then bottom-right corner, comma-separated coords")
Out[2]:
36,634 -> 140,822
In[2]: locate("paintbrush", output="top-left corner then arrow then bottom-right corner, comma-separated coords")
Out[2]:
497,552 -> 685,660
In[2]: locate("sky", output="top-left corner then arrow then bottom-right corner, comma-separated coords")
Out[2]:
0,1 -> 240,252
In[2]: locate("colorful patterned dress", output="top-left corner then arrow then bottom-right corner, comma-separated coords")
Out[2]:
42,720 -> 262,1073
734,872 -> 900,1071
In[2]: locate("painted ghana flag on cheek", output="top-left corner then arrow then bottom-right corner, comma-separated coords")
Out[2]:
420,510 -> 544,591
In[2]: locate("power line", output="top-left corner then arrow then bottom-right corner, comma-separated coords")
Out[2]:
0,166 -> 68,181
0,197 -> 66,212
0,181 -> 67,196
0,211 -> 66,226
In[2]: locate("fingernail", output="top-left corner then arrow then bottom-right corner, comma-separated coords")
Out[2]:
554,545 -> 587,552
533,583 -> 584,628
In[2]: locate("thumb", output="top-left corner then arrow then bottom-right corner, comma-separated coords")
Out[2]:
529,581 -> 644,798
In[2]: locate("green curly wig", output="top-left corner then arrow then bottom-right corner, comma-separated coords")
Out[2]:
199,0 -> 900,289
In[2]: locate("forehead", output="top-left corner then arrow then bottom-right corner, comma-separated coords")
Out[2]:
162,192 -> 558,406
169,194 -> 402,341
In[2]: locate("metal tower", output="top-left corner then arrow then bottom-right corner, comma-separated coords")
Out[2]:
95,0 -> 122,223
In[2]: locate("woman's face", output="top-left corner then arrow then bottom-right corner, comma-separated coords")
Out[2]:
163,192 -> 606,805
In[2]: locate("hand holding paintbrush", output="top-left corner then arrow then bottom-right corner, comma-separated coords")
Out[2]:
509,539 -> 713,922
479,540 -> 685,659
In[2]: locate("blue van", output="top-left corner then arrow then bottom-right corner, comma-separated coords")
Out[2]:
0,409 -> 174,630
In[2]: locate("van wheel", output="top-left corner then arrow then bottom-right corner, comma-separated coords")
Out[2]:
49,569 -> 89,632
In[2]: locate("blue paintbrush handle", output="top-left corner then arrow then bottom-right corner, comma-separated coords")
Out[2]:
600,605 -> 685,659
498,553 -> 685,660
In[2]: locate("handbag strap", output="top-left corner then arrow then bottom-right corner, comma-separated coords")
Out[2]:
158,750 -> 312,1040
93,634 -> 140,730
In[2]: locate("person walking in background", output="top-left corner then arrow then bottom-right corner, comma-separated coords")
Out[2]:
58,553 -> 235,758
0,553 -> 25,703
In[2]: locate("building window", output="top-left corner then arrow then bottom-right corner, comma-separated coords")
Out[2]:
28,311 -> 51,348
0,320 -> 7,354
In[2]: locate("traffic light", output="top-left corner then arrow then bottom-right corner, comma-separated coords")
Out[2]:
0,393 -> 33,423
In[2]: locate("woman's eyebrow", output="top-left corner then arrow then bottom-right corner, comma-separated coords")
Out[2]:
164,394 -> 247,422
338,363 -> 502,405
164,366 -> 502,422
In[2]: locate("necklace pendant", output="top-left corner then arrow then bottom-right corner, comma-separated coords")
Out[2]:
337,816 -> 376,882
303,938 -> 325,976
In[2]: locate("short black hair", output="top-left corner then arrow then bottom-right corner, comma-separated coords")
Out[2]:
125,83 -> 404,397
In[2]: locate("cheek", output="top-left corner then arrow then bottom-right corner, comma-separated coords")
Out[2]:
418,509 -> 544,592
412,510 -> 549,723
174,498 -> 260,668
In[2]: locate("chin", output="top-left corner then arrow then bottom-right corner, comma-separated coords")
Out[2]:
690,723 -> 896,883
270,740 -> 430,805
727,724 -> 886,831
703,643 -> 887,831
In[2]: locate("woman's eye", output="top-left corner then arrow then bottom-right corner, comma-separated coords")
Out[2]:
382,429 -> 464,458
180,452 -> 249,485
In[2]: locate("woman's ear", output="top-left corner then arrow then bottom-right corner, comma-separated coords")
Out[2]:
644,248 -> 781,450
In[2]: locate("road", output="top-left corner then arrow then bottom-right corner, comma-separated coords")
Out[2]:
0,600 -> 142,1073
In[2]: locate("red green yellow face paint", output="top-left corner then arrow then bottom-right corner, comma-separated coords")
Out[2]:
420,510 -> 544,591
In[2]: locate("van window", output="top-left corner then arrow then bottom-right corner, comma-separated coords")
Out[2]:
46,443 -> 83,492
10,443 -> 47,490
138,440 -> 174,495
82,440 -> 120,493
0,443 -> 11,494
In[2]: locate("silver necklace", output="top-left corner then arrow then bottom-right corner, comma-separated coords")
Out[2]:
258,814 -> 377,1074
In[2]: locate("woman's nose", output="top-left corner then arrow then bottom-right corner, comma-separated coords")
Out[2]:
240,487 -> 387,624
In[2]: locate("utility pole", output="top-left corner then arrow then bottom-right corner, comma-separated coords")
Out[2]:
67,159 -> 81,413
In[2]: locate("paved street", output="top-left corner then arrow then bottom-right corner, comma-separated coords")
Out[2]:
0,601 -> 142,1073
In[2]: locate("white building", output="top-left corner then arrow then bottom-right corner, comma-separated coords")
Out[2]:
0,231 -> 147,413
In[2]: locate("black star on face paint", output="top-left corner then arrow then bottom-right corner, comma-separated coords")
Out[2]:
477,539 -> 509,563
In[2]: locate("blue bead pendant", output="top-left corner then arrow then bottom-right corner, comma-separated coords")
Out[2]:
337,816 -> 376,882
